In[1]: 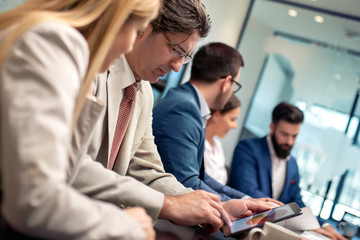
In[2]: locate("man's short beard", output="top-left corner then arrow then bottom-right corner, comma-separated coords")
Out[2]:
271,134 -> 292,159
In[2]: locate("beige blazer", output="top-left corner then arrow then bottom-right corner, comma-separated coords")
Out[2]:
89,56 -> 191,196
0,22 -> 163,240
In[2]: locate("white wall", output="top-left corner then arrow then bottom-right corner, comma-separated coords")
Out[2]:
200,0 -> 251,47
245,54 -> 292,137
181,0 -> 251,84
222,18 -> 273,165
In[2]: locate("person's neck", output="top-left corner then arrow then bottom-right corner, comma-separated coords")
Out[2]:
190,80 -> 216,108
125,53 -> 141,81
205,125 -> 216,145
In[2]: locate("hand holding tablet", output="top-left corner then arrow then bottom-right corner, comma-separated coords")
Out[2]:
223,202 -> 303,237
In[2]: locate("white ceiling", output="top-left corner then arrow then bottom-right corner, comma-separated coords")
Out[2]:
256,0 -> 360,53
281,0 -> 360,18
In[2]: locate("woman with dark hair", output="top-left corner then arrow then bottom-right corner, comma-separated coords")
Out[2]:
205,95 -> 241,184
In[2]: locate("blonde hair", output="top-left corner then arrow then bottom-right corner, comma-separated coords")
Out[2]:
0,0 -> 160,124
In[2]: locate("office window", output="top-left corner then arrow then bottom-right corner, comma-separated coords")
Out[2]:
236,0 -> 360,223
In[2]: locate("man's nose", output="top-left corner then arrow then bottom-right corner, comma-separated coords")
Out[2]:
286,136 -> 295,146
170,57 -> 185,72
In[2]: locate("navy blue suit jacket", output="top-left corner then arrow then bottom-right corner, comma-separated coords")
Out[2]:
153,82 -> 246,201
228,136 -> 305,207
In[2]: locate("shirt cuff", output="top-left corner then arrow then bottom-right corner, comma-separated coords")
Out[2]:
322,222 -> 331,228
241,195 -> 251,199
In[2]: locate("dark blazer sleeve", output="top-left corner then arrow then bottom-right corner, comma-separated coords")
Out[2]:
204,172 -> 246,199
153,86 -> 246,201
153,97 -> 229,201
229,138 -> 271,198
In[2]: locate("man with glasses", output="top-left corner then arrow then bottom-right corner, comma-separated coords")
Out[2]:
153,42 -> 270,202
88,0 -> 272,232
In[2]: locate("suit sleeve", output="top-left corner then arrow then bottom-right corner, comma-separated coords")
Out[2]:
229,141 -> 269,198
126,83 -> 193,196
0,22 -> 146,240
154,100 -> 235,201
204,172 -> 246,199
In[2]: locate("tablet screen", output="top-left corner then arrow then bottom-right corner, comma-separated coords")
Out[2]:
225,202 -> 302,236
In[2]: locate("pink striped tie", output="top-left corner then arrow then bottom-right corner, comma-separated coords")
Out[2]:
108,83 -> 137,169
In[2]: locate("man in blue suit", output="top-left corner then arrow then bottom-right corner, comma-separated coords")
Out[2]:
229,102 -> 346,240
153,42 -> 280,207
228,102 -> 304,207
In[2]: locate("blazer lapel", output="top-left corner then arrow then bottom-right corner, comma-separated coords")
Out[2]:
106,56 -> 135,160
261,137 -> 273,180
279,158 -> 294,200
107,70 -> 123,161
260,137 -> 273,196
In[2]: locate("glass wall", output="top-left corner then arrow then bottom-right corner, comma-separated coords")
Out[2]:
0,0 -> 25,12
237,0 -> 360,224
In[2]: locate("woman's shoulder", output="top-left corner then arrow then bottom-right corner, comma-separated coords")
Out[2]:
1,21 -> 89,65
1,21 -> 89,95
27,21 -> 88,53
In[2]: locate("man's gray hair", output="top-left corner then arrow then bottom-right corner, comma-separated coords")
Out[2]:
151,0 -> 211,38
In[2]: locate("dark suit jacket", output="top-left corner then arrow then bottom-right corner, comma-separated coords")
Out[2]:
228,136 -> 305,207
153,82 -> 246,201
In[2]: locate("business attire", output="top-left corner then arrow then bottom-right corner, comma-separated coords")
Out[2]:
88,56 -> 191,196
0,22 -> 162,240
204,138 -> 228,185
153,82 -> 246,201
228,136 -> 305,207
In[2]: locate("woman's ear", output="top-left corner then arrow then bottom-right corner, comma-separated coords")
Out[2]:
211,111 -> 222,122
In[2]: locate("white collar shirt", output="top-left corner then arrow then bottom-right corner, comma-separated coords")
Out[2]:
191,83 -> 211,128
266,134 -> 290,200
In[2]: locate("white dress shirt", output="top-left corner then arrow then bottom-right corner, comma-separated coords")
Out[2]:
191,83 -> 211,127
266,135 -> 289,200
204,137 -> 228,185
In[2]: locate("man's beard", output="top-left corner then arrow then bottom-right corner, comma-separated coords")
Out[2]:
271,134 -> 292,159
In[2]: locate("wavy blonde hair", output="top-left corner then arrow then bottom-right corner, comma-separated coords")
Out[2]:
0,0 -> 160,123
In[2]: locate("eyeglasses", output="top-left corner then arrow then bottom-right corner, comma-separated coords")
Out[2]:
231,79 -> 242,93
162,32 -> 193,64
221,76 -> 242,93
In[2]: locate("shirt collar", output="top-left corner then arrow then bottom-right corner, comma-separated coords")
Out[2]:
266,134 -> 290,161
191,83 -> 211,127
109,54 -> 142,91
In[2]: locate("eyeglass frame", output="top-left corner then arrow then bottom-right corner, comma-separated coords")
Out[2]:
162,32 -> 193,64
221,75 -> 242,93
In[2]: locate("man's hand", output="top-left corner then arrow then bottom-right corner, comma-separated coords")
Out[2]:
124,207 -> 156,240
248,198 -> 283,208
313,225 -> 347,240
159,190 -> 231,233
222,199 -> 272,222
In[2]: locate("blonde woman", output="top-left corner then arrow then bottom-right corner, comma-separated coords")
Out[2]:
0,0 -> 161,239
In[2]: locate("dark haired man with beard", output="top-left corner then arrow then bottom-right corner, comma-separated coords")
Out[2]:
229,102 -> 304,205
229,102 -> 347,240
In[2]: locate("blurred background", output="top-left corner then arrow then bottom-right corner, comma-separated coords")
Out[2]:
152,0 -> 360,228
2,0 -> 360,232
